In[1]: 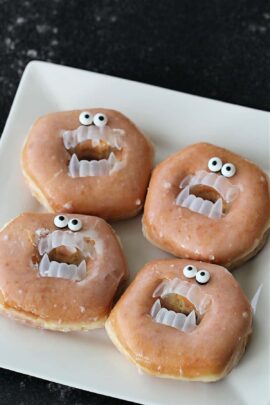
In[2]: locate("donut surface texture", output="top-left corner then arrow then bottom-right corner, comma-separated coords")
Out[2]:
21,109 -> 154,220
0,213 -> 128,331
143,143 -> 270,268
106,259 -> 252,381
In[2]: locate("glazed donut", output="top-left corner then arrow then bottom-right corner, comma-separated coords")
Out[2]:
21,109 -> 154,220
143,143 -> 270,269
106,259 -> 252,382
0,213 -> 127,331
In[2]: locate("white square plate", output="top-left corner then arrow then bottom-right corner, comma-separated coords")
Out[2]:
0,61 -> 269,405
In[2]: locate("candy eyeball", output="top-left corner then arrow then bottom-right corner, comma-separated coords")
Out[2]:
221,163 -> 236,178
93,113 -> 108,127
208,157 -> 223,172
54,215 -> 68,228
79,111 -> 93,126
183,264 -> 197,278
195,270 -> 210,284
68,218 -> 82,232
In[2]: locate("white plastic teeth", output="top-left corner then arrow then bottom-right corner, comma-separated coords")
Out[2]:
179,170 -> 240,203
62,125 -> 123,150
150,299 -> 197,333
68,151 -> 123,178
37,230 -> 95,259
39,254 -> 86,281
152,278 -> 211,315
176,186 -> 223,219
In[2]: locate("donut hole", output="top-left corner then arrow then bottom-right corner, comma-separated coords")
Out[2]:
70,140 -> 122,162
48,246 -> 86,266
160,293 -> 200,324
190,184 -> 228,213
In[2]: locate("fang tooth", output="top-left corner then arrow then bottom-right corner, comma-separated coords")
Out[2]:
208,198 -> 223,219
77,260 -> 87,279
189,197 -> 203,213
201,172 -> 217,187
170,278 -> 181,291
225,186 -> 239,203
47,260 -> 59,277
176,186 -> 190,205
155,308 -> 167,323
77,126 -> 89,143
182,310 -> 196,333
198,199 -> 213,216
181,194 -> 196,208
89,160 -> 99,176
162,310 -> 176,327
180,175 -> 192,189
79,160 -> 90,177
57,262 -> 68,277
51,231 -> 63,248
108,152 -> 116,167
68,264 -> 78,280
39,254 -> 50,276
38,237 -> 49,255
198,294 -> 211,314
63,131 -> 76,149
153,280 -> 167,298
172,312 -> 186,330
191,170 -> 207,186
173,282 -> 190,297
186,284 -> 201,308
150,299 -> 161,318
69,154 -> 80,177
62,232 -> 76,247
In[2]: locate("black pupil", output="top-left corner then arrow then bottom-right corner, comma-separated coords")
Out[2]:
188,266 -> 193,271
59,216 -> 65,221
226,166 -> 231,171
85,114 -> 89,119
212,160 -> 217,165
200,271 -> 205,276
72,219 -> 78,225
99,116 -> 104,121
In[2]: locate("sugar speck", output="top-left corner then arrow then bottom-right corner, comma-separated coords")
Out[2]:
163,181 -> 171,189
63,201 -> 72,209
135,199 -> 141,206
242,312 -> 249,319
80,306 -> 85,313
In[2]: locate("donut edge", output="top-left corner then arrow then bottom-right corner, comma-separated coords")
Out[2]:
105,317 -> 251,382
0,301 -> 107,332
142,219 -> 270,270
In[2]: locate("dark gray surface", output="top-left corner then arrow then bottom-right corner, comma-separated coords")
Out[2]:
0,0 -> 269,404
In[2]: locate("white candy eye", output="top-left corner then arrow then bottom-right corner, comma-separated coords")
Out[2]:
208,157 -> 223,172
68,218 -> 82,232
79,111 -> 93,126
196,270 -> 210,284
221,163 -> 236,178
54,215 -> 68,228
93,113 -> 108,127
183,264 -> 197,278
